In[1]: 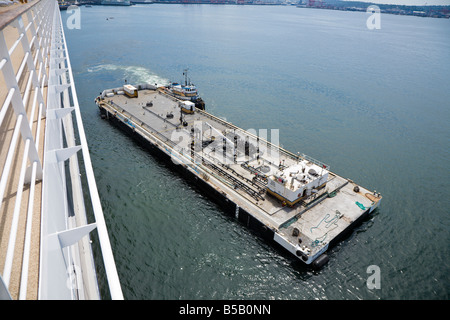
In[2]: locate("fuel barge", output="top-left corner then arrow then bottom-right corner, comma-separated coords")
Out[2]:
95,83 -> 382,269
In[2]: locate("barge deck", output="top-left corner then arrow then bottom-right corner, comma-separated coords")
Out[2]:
96,83 -> 382,268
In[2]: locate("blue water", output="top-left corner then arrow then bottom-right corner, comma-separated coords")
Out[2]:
64,4 -> 450,300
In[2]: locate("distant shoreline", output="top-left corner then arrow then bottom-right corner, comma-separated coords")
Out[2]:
72,1 -> 450,19
295,3 -> 450,19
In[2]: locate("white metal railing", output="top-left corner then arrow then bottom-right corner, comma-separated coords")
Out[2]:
301,153 -> 330,171
0,0 -> 123,300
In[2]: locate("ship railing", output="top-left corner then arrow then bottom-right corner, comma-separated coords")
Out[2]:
111,85 -> 330,172
300,153 -> 329,170
194,108 -> 330,170
152,88 -> 294,162
102,98 -> 273,207
0,0 -> 123,299
105,85 -> 330,173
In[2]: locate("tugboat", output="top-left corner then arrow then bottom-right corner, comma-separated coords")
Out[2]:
166,69 -> 205,110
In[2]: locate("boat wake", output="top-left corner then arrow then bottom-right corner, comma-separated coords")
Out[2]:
87,64 -> 170,86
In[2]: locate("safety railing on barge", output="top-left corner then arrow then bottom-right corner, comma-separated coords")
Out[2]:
0,0 -> 123,299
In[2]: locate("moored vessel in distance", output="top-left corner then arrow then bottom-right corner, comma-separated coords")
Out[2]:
131,0 -> 154,3
95,81 -> 381,269
58,0 -> 70,10
100,0 -> 132,6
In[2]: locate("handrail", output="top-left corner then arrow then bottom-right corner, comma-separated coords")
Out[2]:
0,1 -> 40,31
0,0 -> 48,299
0,0 -> 123,300
57,6 -> 124,300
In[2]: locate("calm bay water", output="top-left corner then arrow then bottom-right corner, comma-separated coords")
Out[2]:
64,4 -> 449,300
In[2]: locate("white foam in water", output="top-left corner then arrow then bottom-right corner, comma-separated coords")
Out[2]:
88,64 -> 170,86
